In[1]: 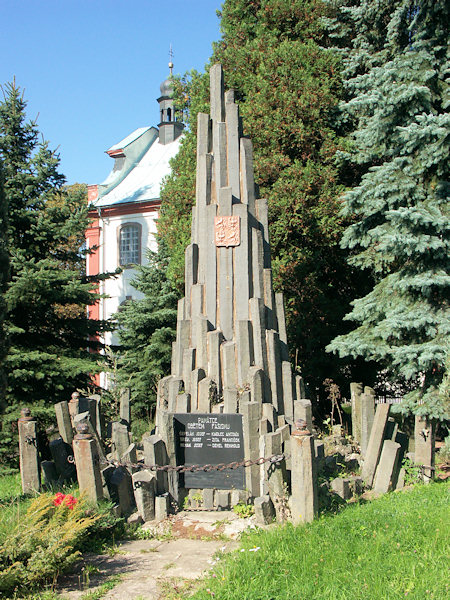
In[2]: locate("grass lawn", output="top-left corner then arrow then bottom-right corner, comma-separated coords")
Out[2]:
191,481 -> 449,600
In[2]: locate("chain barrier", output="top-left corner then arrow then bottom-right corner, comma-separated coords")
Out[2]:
67,453 -> 287,472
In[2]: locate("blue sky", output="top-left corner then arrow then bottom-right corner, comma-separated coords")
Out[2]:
0,0 -> 222,185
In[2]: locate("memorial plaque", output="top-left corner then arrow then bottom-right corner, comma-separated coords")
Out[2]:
214,216 -> 240,247
174,413 -> 245,489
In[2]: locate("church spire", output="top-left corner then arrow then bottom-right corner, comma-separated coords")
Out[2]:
157,46 -> 183,145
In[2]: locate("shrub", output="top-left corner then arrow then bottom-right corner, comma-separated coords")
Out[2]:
0,492 -> 99,597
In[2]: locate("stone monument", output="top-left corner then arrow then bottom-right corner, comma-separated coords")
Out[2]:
154,63 -> 305,509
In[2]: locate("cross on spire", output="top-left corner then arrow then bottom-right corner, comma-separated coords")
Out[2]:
169,44 -> 174,75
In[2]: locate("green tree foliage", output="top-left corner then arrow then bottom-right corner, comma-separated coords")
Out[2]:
113,247 -> 178,417
327,1 -> 450,418
0,161 -> 8,411
159,0 -> 369,392
0,82 -> 109,464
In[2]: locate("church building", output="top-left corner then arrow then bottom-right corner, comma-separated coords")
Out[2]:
85,63 -> 183,368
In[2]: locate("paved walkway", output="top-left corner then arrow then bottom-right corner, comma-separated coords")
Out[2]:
57,511 -> 255,600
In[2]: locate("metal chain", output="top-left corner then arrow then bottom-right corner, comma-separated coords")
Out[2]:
67,453 -> 287,472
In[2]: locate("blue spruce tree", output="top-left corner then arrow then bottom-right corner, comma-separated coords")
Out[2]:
327,0 -> 449,418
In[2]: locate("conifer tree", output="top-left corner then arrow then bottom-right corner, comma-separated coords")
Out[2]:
0,82 -> 108,423
113,247 -> 178,415
159,0 -> 369,392
0,161 -> 8,411
327,1 -> 449,418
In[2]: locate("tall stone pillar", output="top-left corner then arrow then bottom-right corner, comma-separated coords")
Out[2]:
73,423 -> 103,503
290,424 -> 318,524
18,408 -> 40,494
414,415 -> 435,483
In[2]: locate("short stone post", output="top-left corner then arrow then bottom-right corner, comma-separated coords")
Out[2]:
294,399 -> 312,433
360,388 -> 376,454
373,440 -> 401,494
350,382 -> 363,443
18,408 -> 41,494
73,423 -> 103,503
120,388 -> 131,425
54,401 -> 73,445
143,434 -> 169,495
265,430 -> 287,521
132,470 -> 156,522
361,403 -> 390,487
290,422 -> 318,525
111,421 -> 132,461
414,415 -> 435,483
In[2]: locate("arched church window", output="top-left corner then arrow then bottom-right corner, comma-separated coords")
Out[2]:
167,107 -> 172,122
118,223 -> 141,266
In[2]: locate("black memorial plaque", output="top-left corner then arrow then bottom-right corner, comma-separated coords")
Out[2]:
174,413 -> 245,489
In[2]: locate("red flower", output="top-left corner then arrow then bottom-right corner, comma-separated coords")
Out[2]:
53,492 -> 78,509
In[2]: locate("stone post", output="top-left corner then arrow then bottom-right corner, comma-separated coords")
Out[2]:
18,408 -> 40,494
120,388 -> 131,425
54,401 -> 73,445
290,424 -> 318,525
132,470 -> 156,522
414,415 -> 435,483
350,382 -> 363,443
373,440 -> 401,494
111,421 -> 131,461
361,403 -> 390,487
72,423 -> 103,503
360,388 -> 376,454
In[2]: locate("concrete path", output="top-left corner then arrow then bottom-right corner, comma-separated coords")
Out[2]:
57,511 -> 256,600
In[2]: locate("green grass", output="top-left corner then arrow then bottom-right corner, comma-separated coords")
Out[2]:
191,482 -> 449,600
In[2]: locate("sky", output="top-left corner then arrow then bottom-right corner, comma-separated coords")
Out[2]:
0,0 -> 222,185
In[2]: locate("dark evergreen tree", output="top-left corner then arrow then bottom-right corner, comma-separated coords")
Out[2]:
113,247 -> 178,417
0,161 -> 8,411
0,82 -> 109,464
159,0 -> 370,395
327,1 -> 450,418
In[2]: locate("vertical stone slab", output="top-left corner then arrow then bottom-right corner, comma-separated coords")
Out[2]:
210,63 -> 225,123
361,403 -> 390,487
176,393 -> 191,413
111,422 -> 131,461
241,401 -> 260,497
109,466 -> 134,516
239,138 -> 256,215
263,269 -> 275,330
184,243 -> 199,301
157,375 -> 172,411
207,330 -> 222,393
54,401 -> 73,445
275,292 -> 289,361
73,423 -> 103,503
223,387 -> 238,413
205,203 -> 218,328
294,399 -> 313,432
132,470 -> 156,522
197,112 -> 211,157
295,375 -> 306,402
256,198 -> 271,269
249,297 -> 270,403
360,392 -> 376,454
190,368 -> 206,411
198,377 -> 218,413
168,377 -> 184,413
248,366 -> 264,404
119,388 -> 131,425
143,433 -> 169,495
350,382 -> 363,443
218,186 -> 232,216
266,330 -> 283,415
414,415 -> 436,483
252,227 -> 264,300
282,361 -> 294,421
18,409 -> 40,494
182,348 -> 196,395
191,284 -> 204,319
173,320 -> 190,378
218,243 -> 234,340
225,94 -> 240,201
221,341 -> 237,391
291,431 -> 318,524
373,440 -> 401,494
155,494 -> 170,521
236,320 -> 254,387
213,122 -> 227,202
233,203 -> 252,320
193,315 -> 209,370
197,155 -> 213,285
